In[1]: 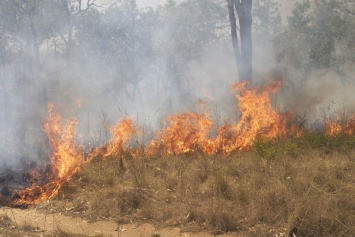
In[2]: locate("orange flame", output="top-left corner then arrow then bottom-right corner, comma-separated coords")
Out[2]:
344,115 -> 355,135
325,119 -> 342,137
217,80 -> 289,154
326,114 -> 355,136
11,103 -> 83,206
9,80 -> 306,206
146,81 -> 297,156
147,111 -> 215,155
104,118 -> 137,157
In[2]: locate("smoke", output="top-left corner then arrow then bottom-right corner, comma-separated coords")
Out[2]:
0,0 -> 227,166
279,68 -> 355,120
0,0 -> 354,166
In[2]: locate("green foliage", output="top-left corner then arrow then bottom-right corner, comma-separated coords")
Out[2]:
254,138 -> 278,160
282,140 -> 300,157
253,0 -> 282,40
275,0 -> 355,87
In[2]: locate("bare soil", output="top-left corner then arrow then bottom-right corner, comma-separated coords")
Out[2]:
0,207 -> 238,237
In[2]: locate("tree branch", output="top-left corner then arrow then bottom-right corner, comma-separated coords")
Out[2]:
345,9 -> 355,16
72,0 -> 98,16
54,30 -> 68,45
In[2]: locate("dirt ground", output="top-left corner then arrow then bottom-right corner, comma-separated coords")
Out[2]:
0,207 -> 239,237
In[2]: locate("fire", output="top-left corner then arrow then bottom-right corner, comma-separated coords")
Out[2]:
7,80 -> 304,206
343,115 -> 355,135
326,114 -> 355,136
11,103 -> 84,206
104,118 -> 137,157
147,80 -> 296,156
147,111 -> 215,155
326,119 -> 342,136
217,80 -> 290,154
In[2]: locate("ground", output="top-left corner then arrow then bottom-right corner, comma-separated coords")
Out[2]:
1,143 -> 355,236
0,207 -> 241,237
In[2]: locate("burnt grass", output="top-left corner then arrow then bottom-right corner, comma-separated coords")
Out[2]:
12,135 -> 355,236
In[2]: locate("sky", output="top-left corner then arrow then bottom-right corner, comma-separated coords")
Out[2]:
96,0 -> 297,19
136,0 -> 167,8
136,0 -> 185,8
135,0 -> 297,22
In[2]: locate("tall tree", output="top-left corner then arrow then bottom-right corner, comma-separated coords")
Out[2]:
1,0 -> 44,70
45,0 -> 99,65
227,0 -> 253,83
275,0 -> 355,88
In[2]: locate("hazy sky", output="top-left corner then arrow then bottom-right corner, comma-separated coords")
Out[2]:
135,0 -> 296,21
96,0 -> 296,18
136,0 -> 166,8
136,0 -> 185,8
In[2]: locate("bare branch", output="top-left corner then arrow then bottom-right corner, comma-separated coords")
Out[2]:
73,0 -> 99,17
52,30 -> 68,45
345,9 -> 355,16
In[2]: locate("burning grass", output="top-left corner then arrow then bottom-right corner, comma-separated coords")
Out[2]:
42,145 -> 355,236
1,80 -> 355,235
4,80 -> 296,207
2,103 -> 84,207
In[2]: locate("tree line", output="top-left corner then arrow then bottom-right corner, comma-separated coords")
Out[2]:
1,0 -> 354,98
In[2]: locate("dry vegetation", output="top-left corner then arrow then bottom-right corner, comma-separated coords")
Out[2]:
0,213 -> 43,236
33,134 -> 355,237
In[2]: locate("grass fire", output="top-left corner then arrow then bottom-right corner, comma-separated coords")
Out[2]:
6,80 -> 301,207
1,88 -> 355,237
0,80 -> 354,236
1,0 -> 355,236
4,103 -> 84,207
8,81 -> 298,204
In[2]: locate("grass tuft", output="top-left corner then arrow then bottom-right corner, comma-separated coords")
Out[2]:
39,135 -> 355,236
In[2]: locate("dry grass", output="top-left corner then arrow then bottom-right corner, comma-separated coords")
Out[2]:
0,214 -> 18,237
0,214 -> 38,236
52,229 -> 103,237
0,214 -> 13,229
0,213 -> 102,237
37,137 -> 355,236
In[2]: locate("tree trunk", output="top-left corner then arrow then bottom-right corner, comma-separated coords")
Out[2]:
237,0 -> 253,83
28,12 -> 40,67
227,0 -> 241,72
67,23 -> 73,64
61,0 -> 73,66
227,0 -> 253,84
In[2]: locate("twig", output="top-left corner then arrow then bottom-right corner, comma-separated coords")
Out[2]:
345,9 -> 355,16
9,208 -> 21,236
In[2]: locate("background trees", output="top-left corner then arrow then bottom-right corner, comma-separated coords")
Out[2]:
0,0 -> 355,158
1,0 -> 353,96
275,0 -> 355,89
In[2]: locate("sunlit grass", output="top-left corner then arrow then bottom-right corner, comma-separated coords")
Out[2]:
35,133 -> 355,236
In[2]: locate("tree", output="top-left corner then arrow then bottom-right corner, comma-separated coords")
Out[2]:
44,0 -> 100,65
275,0 -> 355,88
154,0 -> 224,94
0,0 -> 46,71
75,0 -> 143,101
252,0 -> 281,40
227,0 -> 253,83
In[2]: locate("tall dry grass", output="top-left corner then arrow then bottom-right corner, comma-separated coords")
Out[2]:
34,133 -> 355,236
